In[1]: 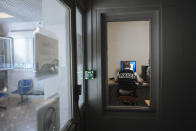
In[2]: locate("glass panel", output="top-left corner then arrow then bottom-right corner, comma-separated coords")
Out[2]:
76,8 -> 84,107
0,0 -> 72,130
107,21 -> 151,107
41,0 -> 72,128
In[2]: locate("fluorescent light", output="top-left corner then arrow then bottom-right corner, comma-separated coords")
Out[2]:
0,12 -> 14,19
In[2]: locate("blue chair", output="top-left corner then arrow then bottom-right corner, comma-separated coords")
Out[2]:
0,92 -> 8,110
12,79 -> 33,103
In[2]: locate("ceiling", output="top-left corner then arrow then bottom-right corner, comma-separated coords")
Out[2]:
0,0 -> 42,24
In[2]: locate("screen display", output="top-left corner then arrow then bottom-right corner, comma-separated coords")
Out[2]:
120,61 -> 136,72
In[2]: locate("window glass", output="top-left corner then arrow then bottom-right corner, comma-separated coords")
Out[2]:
13,38 -> 34,69
76,8 -> 84,107
0,0 -> 72,130
42,0 -> 72,128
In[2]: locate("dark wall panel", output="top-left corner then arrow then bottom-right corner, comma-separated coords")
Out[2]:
92,0 -> 160,8
85,0 -> 196,130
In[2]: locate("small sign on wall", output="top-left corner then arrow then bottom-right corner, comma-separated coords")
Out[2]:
85,70 -> 96,80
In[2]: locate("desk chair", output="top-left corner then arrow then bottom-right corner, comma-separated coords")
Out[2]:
12,79 -> 33,103
117,70 -> 138,105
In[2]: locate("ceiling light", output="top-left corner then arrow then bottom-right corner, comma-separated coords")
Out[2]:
0,12 -> 14,19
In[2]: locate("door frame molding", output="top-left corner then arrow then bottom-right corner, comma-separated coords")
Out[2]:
95,7 -> 161,118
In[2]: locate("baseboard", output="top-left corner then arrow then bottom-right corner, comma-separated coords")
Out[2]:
62,120 -> 76,131
62,104 -> 86,131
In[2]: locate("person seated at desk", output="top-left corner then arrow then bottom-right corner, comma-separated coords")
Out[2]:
115,62 -> 144,85
115,61 -> 143,105
115,71 -> 143,85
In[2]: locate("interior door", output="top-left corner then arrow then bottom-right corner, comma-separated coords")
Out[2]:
85,0 -> 196,130
86,7 -> 161,131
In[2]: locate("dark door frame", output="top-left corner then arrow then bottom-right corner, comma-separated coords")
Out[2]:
60,0 -> 88,130
95,7 -> 161,118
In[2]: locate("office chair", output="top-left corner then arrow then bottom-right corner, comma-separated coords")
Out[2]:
12,79 -> 33,103
117,70 -> 138,105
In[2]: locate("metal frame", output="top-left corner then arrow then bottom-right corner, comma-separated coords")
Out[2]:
59,1 -> 87,130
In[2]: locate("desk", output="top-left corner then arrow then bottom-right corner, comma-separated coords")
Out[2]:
108,80 -> 150,106
108,79 -> 149,88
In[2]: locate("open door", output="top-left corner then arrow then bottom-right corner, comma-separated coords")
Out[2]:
86,7 -> 160,131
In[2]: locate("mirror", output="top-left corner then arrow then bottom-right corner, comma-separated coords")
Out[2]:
107,21 -> 151,108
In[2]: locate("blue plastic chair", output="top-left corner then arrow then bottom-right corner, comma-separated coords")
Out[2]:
12,79 -> 33,103
0,93 -> 8,109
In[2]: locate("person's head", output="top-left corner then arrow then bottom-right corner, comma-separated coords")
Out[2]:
123,61 -> 131,70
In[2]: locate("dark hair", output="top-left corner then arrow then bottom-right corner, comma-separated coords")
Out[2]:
123,61 -> 130,69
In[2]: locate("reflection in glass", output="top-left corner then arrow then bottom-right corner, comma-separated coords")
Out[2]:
0,0 -> 72,130
107,21 -> 151,107
13,38 -> 34,69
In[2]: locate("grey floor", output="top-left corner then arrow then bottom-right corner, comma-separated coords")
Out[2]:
0,96 -> 44,131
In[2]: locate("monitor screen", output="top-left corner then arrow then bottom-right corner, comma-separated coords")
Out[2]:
120,61 -> 136,72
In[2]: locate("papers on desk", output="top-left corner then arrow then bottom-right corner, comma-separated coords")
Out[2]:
142,82 -> 149,86
145,100 -> 151,107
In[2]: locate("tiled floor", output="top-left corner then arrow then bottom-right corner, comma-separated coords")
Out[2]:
0,96 -> 44,131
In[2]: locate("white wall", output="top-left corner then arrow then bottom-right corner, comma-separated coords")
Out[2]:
107,21 -> 150,78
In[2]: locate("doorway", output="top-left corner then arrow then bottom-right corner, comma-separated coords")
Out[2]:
86,8 -> 160,131
107,21 -> 151,108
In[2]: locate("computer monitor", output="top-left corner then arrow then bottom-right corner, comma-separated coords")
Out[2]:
120,61 -> 136,72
